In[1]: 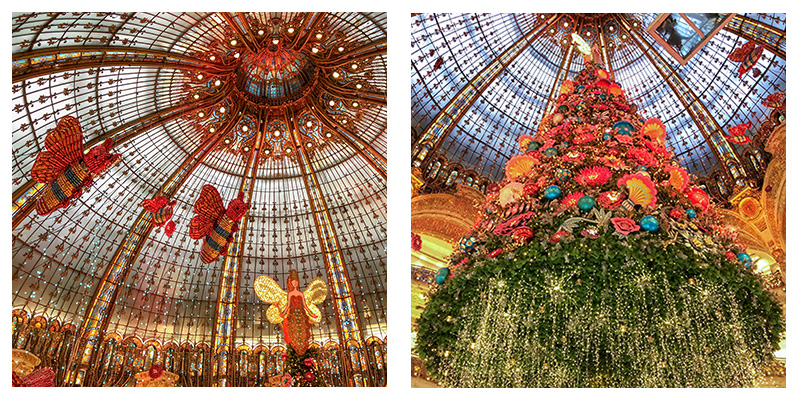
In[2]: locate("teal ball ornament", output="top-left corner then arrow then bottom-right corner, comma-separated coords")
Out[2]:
598,93 -> 607,101
737,252 -> 752,268
543,147 -> 558,157
602,133 -> 612,140
640,216 -> 659,233
686,209 -> 697,218
555,168 -> 572,182
526,141 -> 541,152
613,120 -> 635,136
576,85 -> 586,94
544,185 -> 562,200
576,102 -> 587,112
557,105 -> 569,113
458,236 -> 477,253
435,274 -> 447,285
437,267 -> 451,278
577,196 -> 596,212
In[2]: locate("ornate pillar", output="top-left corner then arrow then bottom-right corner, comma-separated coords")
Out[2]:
288,112 -> 368,386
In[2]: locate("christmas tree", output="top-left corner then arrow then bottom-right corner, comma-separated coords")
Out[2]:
281,346 -> 324,387
414,61 -> 784,387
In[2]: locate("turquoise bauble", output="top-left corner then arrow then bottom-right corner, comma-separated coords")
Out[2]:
544,185 -> 562,200
576,102 -> 587,112
613,120 -> 635,136
555,168 -> 572,182
598,93 -> 607,101
438,267 -> 451,277
543,147 -> 558,157
576,85 -> 586,94
737,252 -> 752,268
686,209 -> 697,218
526,141 -> 541,152
435,274 -> 447,285
602,133 -> 612,140
640,216 -> 659,232
458,236 -> 477,253
557,105 -> 569,113
577,196 -> 596,212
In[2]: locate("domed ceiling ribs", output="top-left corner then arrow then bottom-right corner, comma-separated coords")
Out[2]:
411,13 -> 784,196
287,105 -> 369,385
210,112 -> 261,387
412,14 -> 557,168
725,15 -> 785,59
12,12 -> 386,387
76,102 -> 244,370
12,46 -> 235,84
614,15 -> 748,188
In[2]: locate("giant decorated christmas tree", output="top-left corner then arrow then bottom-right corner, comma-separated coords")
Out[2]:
414,60 -> 784,387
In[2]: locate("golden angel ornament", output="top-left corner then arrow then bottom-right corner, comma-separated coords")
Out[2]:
255,269 -> 327,355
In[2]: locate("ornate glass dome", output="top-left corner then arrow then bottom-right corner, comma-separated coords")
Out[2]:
12,12 -> 386,387
411,13 -> 785,201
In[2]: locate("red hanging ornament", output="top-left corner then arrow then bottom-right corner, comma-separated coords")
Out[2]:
148,364 -> 164,379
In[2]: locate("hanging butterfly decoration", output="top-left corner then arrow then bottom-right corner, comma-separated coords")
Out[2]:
762,91 -> 786,110
727,40 -> 764,78
142,196 -> 177,236
254,269 -> 328,355
188,185 -> 250,263
725,121 -> 753,145
31,115 -> 121,216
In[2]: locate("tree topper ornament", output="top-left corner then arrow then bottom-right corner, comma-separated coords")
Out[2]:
254,269 -> 327,355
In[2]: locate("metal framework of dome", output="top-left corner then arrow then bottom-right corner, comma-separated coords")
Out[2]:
411,13 -> 785,201
12,11 -> 387,387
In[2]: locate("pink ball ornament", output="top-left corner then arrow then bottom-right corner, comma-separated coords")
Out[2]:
684,187 -> 710,211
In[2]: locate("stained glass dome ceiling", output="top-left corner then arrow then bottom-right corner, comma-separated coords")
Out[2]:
11,11 -> 386,366
411,13 -> 785,188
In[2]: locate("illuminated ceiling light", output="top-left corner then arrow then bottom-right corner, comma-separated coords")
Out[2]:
324,132 -> 332,138
272,38 -> 280,45
209,55 -> 216,61
306,142 -> 313,148
285,147 -> 292,153
242,145 -> 250,152
563,22 -> 569,28
311,47 -> 319,54
351,101 -> 359,107
315,33 -> 323,39
209,127 -> 217,133
242,125 -> 249,132
355,83 -> 363,89
234,52 -> 240,58
214,79 -> 222,86
342,118 -> 348,124
197,73 -> 204,80
257,29 -> 265,35
328,100 -> 335,106
264,148 -> 271,154
230,39 -> 238,46
338,46 -> 345,52
287,27 -> 295,34
219,106 -> 226,113
306,121 -> 313,127
332,71 -> 340,78
609,26 -> 615,32
198,111 -> 205,118
273,130 -> 281,137
193,94 -> 200,100
223,138 -> 232,144
351,63 -> 359,70
586,31 -> 592,36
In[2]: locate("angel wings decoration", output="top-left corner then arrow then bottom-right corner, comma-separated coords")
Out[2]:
254,269 -> 328,355
31,115 -> 121,215
189,185 -> 250,263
